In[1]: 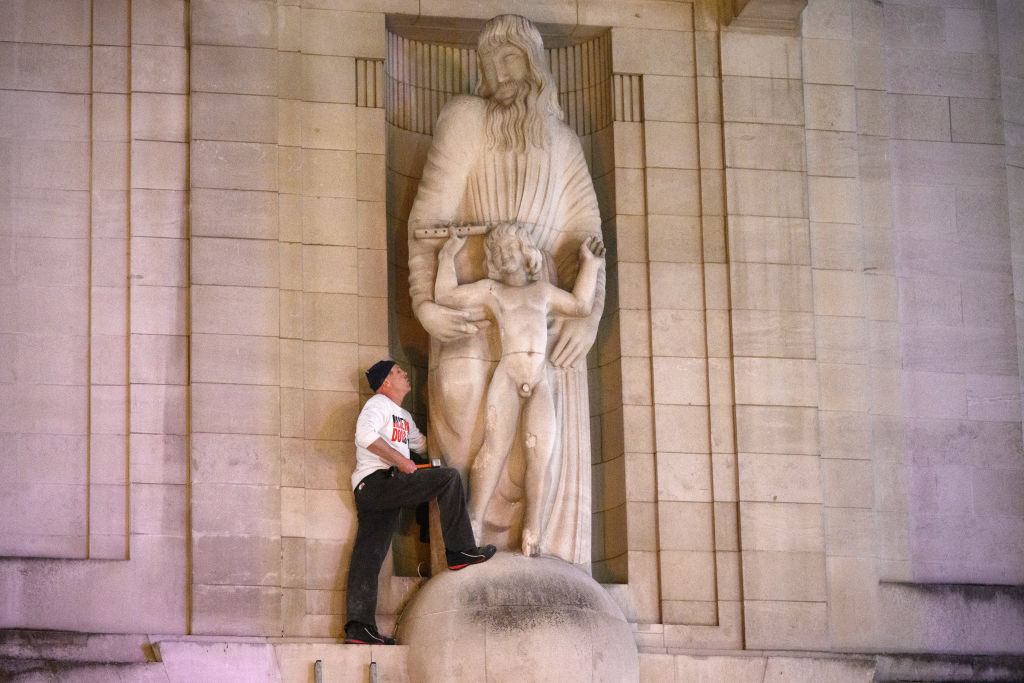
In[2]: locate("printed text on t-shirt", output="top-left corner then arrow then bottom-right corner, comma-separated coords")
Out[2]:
391,415 -> 409,444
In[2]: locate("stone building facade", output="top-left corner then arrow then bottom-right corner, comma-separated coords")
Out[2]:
1,0 -> 1022,679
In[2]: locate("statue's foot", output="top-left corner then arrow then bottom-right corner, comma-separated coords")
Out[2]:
471,518 -> 483,543
521,529 -> 540,557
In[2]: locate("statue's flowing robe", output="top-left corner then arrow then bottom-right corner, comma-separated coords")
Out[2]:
407,95 -> 603,566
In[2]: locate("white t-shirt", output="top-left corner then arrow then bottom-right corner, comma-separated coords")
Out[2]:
351,393 -> 426,490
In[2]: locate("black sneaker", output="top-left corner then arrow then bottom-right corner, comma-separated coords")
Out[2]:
344,621 -> 395,645
446,544 -> 497,570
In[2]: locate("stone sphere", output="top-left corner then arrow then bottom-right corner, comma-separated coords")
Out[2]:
396,552 -> 639,682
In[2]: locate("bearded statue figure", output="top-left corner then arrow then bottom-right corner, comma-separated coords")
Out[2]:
406,14 -> 604,566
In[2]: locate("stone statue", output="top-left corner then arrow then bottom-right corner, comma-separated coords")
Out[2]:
407,14 -> 605,565
435,225 -> 605,555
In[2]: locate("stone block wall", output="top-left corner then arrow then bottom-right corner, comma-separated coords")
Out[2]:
187,0 -> 391,637
883,0 -> 1024,586
1,0 -> 1022,666
1,0 -> 95,560
1,0 -> 188,633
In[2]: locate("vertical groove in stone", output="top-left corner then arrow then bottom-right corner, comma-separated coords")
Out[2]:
374,59 -> 384,108
356,58 -> 384,109
613,73 -> 644,123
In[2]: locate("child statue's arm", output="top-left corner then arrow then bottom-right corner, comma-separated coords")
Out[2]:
549,236 -> 606,318
435,231 -> 491,309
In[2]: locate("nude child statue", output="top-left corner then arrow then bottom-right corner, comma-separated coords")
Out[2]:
434,223 -> 605,556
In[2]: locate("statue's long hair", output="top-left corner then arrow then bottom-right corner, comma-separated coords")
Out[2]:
475,14 -> 564,151
485,224 -> 544,282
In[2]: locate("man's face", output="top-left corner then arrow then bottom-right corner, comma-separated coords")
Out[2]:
384,364 -> 410,393
481,44 -> 530,105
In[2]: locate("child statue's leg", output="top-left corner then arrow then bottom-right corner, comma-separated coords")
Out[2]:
520,378 -> 556,557
467,365 -> 520,539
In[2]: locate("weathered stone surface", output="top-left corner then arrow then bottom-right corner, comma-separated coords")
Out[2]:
397,553 -> 637,682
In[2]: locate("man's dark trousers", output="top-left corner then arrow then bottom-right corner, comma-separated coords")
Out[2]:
345,466 -> 475,628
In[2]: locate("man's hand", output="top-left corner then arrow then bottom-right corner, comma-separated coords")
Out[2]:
551,315 -> 600,368
367,438 -> 419,474
416,301 -> 490,342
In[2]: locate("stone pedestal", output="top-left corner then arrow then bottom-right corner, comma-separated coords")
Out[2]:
396,553 -> 638,682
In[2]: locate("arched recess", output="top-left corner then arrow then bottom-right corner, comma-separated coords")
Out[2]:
379,15 -> 627,581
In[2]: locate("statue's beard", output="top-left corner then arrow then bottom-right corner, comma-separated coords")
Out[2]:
485,78 -> 544,152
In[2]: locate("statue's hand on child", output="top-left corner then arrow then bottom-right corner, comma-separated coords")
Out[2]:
579,235 -> 606,264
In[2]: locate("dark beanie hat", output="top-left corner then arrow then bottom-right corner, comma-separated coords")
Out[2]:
366,360 -> 396,392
